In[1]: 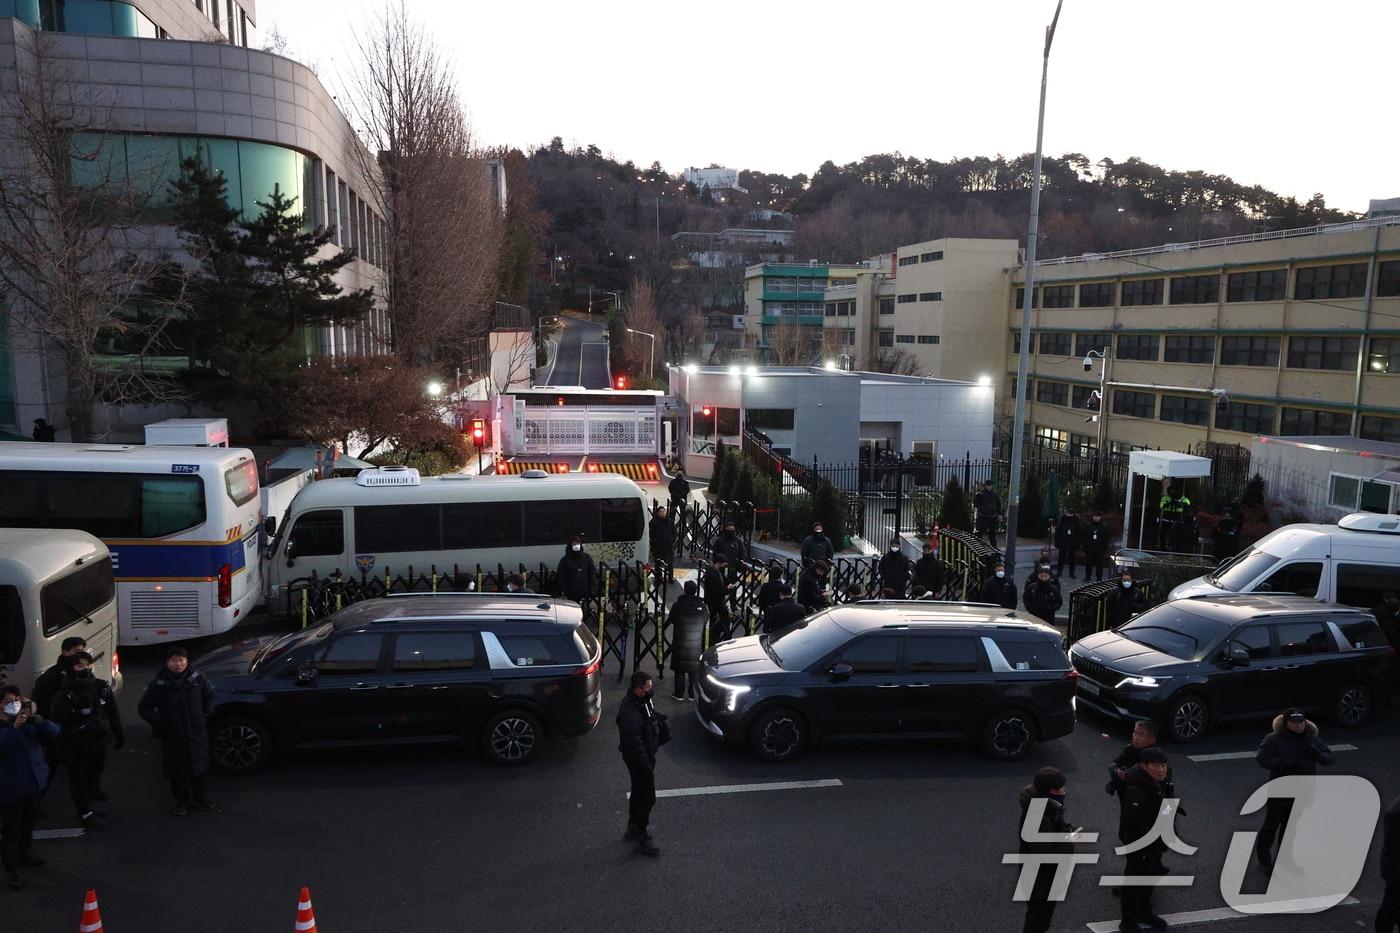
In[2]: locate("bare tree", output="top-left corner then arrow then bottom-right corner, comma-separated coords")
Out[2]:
0,31 -> 186,441
623,276 -> 663,378
343,1 -> 502,366
766,320 -> 810,366
870,349 -> 925,376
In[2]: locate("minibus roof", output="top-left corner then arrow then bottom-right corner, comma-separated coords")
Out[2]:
287,471 -> 647,510
0,529 -> 108,583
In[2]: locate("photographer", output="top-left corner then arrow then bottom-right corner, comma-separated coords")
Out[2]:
1,685 -> 60,890
615,671 -> 669,857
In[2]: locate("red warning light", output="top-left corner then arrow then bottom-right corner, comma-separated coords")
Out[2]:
615,375 -> 628,389
701,406 -> 712,417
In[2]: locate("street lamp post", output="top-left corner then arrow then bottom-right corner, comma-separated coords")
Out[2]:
1083,346 -> 1111,463
1004,0 -> 1064,579
626,327 -> 656,380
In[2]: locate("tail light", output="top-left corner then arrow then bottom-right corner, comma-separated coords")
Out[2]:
1063,668 -> 1079,693
111,651 -> 120,677
217,563 -> 232,608
574,657 -> 601,677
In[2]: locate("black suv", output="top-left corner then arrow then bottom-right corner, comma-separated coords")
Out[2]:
197,593 -> 603,773
1070,594 -> 1392,742
695,602 -> 1077,762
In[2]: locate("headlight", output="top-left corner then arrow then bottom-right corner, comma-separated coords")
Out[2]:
704,672 -> 751,712
1115,675 -> 1170,690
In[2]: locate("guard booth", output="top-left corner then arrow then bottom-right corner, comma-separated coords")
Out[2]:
501,388 -> 663,458
1122,450 -> 1212,550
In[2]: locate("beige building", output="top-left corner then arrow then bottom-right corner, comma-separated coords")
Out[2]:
744,238 -> 1017,382
1004,216 -> 1400,456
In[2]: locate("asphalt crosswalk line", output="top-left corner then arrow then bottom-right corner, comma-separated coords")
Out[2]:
1086,895 -> 1360,931
627,778 -> 843,799
34,828 -> 85,840
1187,744 -> 1358,763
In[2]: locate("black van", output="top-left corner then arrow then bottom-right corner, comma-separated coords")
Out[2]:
1070,594 -> 1392,742
197,594 -> 602,773
695,602 -> 1077,762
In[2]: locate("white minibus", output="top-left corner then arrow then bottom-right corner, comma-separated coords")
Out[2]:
0,529 -> 121,695
1170,512 -> 1400,610
0,443 -> 263,645
264,467 -> 651,606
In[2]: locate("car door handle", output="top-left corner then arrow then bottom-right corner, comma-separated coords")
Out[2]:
383,683 -> 416,689
348,683 -> 378,691
905,683 -> 934,688
876,684 -> 901,688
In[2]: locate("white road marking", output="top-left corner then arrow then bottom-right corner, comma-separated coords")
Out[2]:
627,778 -> 843,800
1086,896 -> 1360,931
1188,744 -> 1357,763
34,828 -> 85,840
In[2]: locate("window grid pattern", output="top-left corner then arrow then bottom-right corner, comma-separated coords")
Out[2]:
1078,283 -> 1115,308
1216,403 -> 1276,434
1220,336 -> 1280,367
1121,278 -> 1164,306
1112,390 -> 1156,419
1042,285 -> 1075,308
1287,336 -> 1359,371
1038,333 -> 1070,356
1164,335 -> 1215,364
1116,334 -> 1160,361
1160,395 -> 1209,426
1169,275 -> 1220,305
1295,263 -> 1368,300
1226,269 -> 1286,302
1279,408 -> 1352,436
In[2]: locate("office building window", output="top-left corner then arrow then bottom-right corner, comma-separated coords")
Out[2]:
895,335 -> 915,344
1038,333 -> 1071,356
1164,335 -> 1215,364
1071,385 -> 1096,410
898,255 -> 919,267
1378,261 -> 1400,297
824,302 -> 836,317
897,294 -> 917,304
1286,336 -> 1359,371
878,297 -> 895,315
1295,263 -> 1368,300
1116,334 -> 1160,361
1069,433 -> 1097,457
1075,333 -> 1111,357
1160,395 -> 1209,426
1360,415 -> 1400,444
1015,287 -> 1038,308
1013,332 -> 1033,354
1079,282 -> 1116,307
1121,278 -> 1164,306
1220,335 -> 1280,367
835,329 -> 856,346
1279,408 -> 1352,436
920,251 -> 943,262
1227,269 -> 1287,302
1036,381 -> 1069,406
1369,337 -> 1400,374
1112,390 -> 1156,419
1042,285 -> 1075,308
324,169 -> 339,241
877,329 -> 894,348
1216,402 -> 1275,434
1034,426 -> 1069,452
1169,274 -> 1220,305
918,292 -> 942,302
916,335 -> 940,344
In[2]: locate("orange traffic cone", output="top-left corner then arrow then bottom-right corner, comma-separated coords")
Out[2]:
79,889 -> 103,933
295,886 -> 318,933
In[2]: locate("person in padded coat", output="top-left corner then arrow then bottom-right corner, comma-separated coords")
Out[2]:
1116,748 -> 1175,932
555,536 -> 598,603
1018,766 -> 1077,933
138,646 -> 216,816
1253,708 -> 1335,871
665,581 -> 707,700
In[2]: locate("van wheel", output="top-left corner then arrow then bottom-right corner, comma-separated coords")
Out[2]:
482,710 -> 542,766
1165,694 -> 1210,743
210,716 -> 273,775
1332,684 -> 1373,728
981,709 -> 1037,761
748,708 -> 808,763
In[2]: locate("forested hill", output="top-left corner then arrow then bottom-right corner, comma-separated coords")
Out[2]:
526,136 -> 1355,297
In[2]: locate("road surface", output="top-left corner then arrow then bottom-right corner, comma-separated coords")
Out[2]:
543,315 -> 610,389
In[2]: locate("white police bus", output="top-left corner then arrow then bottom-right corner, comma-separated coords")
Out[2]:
264,467 -> 650,607
0,443 -> 262,645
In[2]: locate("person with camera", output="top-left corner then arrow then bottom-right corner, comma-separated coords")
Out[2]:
1,685 -> 60,889
50,651 -> 124,830
616,671 -> 669,857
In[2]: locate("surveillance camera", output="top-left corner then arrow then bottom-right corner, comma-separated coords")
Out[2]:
1082,355 -> 1094,372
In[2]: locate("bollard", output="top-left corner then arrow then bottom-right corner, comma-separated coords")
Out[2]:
299,588 -> 308,629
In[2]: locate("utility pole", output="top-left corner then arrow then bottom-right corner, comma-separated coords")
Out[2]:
1004,0 -> 1063,579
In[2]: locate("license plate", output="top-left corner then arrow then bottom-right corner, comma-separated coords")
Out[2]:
1079,679 -> 1101,696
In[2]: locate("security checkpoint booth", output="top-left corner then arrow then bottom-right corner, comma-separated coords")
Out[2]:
496,387 -> 665,479
1122,450 -> 1213,549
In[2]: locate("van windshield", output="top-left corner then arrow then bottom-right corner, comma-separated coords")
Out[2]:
1208,549 -> 1280,591
1118,604 -> 1226,661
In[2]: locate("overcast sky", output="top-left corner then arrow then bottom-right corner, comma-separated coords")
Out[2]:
258,0 -> 1398,213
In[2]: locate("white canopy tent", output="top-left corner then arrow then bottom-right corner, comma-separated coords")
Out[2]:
1123,450 -> 1213,549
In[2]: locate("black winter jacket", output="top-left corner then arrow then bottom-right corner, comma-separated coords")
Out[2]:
914,555 -> 947,596
138,667 -> 215,779
1106,585 -> 1147,628
712,532 -> 744,569
973,488 -> 1002,519
757,578 -> 785,615
1023,579 -> 1062,623
701,566 -> 730,615
668,475 -> 689,507
50,674 -> 124,752
1256,715 -> 1335,779
615,692 -> 660,770
649,516 -> 675,560
666,594 -> 708,673
797,571 -> 828,611
31,656 -> 76,719
1054,515 -> 1081,550
979,576 -> 1017,610
1106,744 -> 1176,799
799,534 -> 834,565
1083,522 -> 1111,555
1381,794 -> 1400,883
1117,764 -> 1168,847
1017,785 -> 1075,856
762,597 -> 809,634
878,551 -> 911,596
555,546 -> 598,602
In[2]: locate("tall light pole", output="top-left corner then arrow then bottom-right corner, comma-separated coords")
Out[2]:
626,327 -> 656,379
1004,0 -> 1063,579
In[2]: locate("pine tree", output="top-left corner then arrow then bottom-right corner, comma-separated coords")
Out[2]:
938,476 -> 974,532
812,483 -> 845,546
733,459 -> 755,506
1018,471 -> 1047,538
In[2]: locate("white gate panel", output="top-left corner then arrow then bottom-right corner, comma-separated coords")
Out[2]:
521,406 -> 656,455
